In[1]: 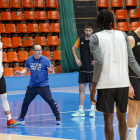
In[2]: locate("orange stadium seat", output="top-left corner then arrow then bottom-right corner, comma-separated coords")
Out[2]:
18,51 -> 28,61
98,0 -> 109,7
36,11 -> 48,20
118,22 -> 129,31
28,23 -> 40,33
3,68 -> 14,77
17,24 -> 30,33
42,51 -> 53,60
35,36 -> 49,46
47,0 -> 59,8
5,24 -> 17,33
112,0 -> 123,7
2,52 -> 13,62
48,11 -> 59,20
116,10 -> 127,19
57,65 -> 61,73
12,11 -> 25,21
39,23 -> 50,33
23,37 -> 34,47
2,38 -> 17,48
10,0 -> 23,8
22,0 -> 34,8
0,0 -> 10,8
114,22 -> 116,30
12,37 -> 23,47
126,0 -> 137,6
34,0 -> 46,8
24,11 -> 36,20
51,23 -> 59,32
14,67 -> 23,76
29,51 -> 34,56
1,12 -> 12,21
47,36 -> 60,46
0,24 -> 6,33
131,22 -> 140,31
129,9 -> 140,18
7,52 -> 24,62
53,50 -> 60,60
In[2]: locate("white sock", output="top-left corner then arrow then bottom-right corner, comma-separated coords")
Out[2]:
79,105 -> 84,111
91,105 -> 94,110
7,114 -> 11,120
128,127 -> 137,140
136,125 -> 138,130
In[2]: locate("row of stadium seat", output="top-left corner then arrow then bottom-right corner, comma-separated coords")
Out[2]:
0,23 -> 59,33
113,22 -> 140,31
0,11 -> 59,21
0,0 -> 59,8
3,64 -> 61,77
110,9 -> 140,19
1,36 -> 60,48
3,50 -> 60,62
98,0 -> 138,7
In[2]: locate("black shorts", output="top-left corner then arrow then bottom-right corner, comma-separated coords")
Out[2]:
129,77 -> 140,101
0,75 -> 6,94
78,72 -> 93,83
96,87 -> 129,113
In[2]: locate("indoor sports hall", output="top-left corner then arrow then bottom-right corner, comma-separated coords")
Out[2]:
0,0 -> 140,140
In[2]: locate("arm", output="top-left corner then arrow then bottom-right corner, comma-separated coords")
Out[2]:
89,34 -> 103,102
14,67 -> 29,75
47,63 -> 55,74
72,45 -> 82,66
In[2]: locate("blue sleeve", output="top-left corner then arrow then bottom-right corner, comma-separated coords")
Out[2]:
47,59 -> 51,68
24,59 -> 30,68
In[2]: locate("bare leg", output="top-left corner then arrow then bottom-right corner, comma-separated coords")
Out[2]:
136,101 -> 140,126
116,109 -> 127,140
103,113 -> 114,140
79,83 -> 86,105
89,83 -> 95,105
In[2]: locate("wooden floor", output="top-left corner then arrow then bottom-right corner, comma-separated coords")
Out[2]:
0,133 -> 70,140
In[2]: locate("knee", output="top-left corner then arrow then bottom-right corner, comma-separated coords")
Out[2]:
79,85 -> 85,92
0,93 -> 7,101
129,104 -> 138,114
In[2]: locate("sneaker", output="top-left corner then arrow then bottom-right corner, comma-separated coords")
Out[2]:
56,118 -> 62,125
7,118 -> 21,128
71,110 -> 85,117
89,109 -> 95,118
17,117 -> 25,123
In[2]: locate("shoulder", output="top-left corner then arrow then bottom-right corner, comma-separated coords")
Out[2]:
41,55 -> 50,61
26,55 -> 33,61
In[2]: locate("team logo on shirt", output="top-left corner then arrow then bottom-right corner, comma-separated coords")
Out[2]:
81,42 -> 84,44
137,42 -> 140,45
30,63 -> 41,70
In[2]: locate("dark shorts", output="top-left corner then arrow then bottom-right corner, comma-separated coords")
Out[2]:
129,77 -> 140,101
0,75 -> 6,94
96,87 -> 129,113
78,72 -> 93,83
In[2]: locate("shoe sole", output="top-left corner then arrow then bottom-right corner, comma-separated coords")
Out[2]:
7,122 -> 22,128
71,114 -> 85,117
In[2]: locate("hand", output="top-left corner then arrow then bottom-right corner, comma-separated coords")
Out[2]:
47,64 -> 55,73
76,59 -> 82,67
90,87 -> 97,103
14,71 -> 23,76
91,60 -> 95,65
128,85 -> 135,99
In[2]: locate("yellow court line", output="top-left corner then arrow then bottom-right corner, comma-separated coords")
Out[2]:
0,133 -> 71,140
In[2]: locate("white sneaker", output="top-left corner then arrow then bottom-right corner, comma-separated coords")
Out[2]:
71,110 -> 85,117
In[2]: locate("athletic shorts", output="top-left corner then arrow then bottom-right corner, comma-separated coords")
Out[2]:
96,87 -> 129,113
78,72 -> 93,83
129,77 -> 140,101
0,75 -> 6,94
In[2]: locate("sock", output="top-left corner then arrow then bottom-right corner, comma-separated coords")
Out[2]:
79,105 -> 84,111
7,114 -> 11,120
128,127 -> 137,140
91,105 -> 94,110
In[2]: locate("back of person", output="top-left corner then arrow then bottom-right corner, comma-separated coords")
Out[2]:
95,30 -> 129,89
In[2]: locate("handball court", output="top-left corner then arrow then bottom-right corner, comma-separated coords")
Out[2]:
0,85 -> 140,140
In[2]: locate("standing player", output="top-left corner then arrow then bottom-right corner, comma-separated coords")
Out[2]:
0,35 -> 21,127
127,27 -> 140,140
90,9 -> 140,140
15,43 -> 61,125
71,23 -> 95,117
